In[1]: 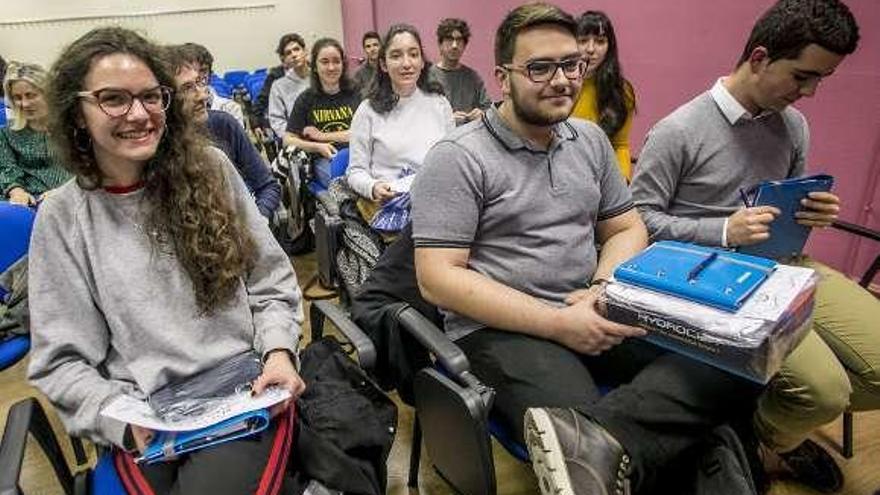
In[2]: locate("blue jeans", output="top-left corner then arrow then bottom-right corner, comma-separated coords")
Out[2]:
312,157 -> 332,190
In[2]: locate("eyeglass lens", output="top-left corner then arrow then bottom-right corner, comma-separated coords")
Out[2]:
527,59 -> 585,82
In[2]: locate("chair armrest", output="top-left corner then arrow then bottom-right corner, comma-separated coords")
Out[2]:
0,397 -> 75,495
831,219 -> 880,288
832,219 -> 880,243
309,300 -> 377,370
395,305 -> 473,382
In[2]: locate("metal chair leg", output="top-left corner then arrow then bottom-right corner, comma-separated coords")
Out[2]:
408,416 -> 422,488
70,435 -> 88,466
842,411 -> 854,458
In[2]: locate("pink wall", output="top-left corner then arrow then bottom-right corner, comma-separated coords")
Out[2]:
341,0 -> 880,280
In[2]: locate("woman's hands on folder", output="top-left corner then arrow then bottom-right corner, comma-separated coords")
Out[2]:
726,206 -> 780,246
554,288 -> 646,356
795,191 -> 839,228
252,350 -> 306,417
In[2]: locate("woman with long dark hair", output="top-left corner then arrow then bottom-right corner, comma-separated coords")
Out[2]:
27,27 -> 304,493
572,11 -> 636,179
346,24 -> 454,223
283,37 -> 360,188
0,62 -> 71,205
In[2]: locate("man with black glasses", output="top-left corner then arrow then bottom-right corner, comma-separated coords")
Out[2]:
411,4 -> 761,494
169,45 -> 280,219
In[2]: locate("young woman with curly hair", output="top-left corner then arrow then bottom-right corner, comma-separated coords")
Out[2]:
27,27 -> 305,494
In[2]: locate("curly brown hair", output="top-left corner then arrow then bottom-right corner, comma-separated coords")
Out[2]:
46,27 -> 255,315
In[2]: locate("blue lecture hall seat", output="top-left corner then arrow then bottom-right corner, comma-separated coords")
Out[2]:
222,69 -> 250,89
0,202 -> 120,494
0,202 -> 35,370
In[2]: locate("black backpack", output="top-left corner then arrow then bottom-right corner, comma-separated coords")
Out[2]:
291,337 -> 398,495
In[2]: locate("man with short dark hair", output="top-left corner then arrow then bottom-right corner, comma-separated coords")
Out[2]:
253,33 -> 308,131
429,18 -> 491,125
267,33 -> 310,138
168,46 -> 281,219
353,31 -> 381,94
412,4 -> 760,494
631,0 -> 876,491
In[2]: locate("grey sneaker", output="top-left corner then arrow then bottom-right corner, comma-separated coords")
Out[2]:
525,407 -> 632,495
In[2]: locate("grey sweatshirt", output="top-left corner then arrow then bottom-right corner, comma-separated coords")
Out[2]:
27,148 -> 303,447
631,87 -> 807,246
267,69 -> 310,138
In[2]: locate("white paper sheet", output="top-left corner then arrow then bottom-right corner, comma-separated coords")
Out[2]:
390,174 -> 415,194
100,387 -> 290,432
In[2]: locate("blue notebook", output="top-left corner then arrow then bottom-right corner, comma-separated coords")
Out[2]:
136,409 -> 271,465
738,174 -> 834,260
614,241 -> 777,312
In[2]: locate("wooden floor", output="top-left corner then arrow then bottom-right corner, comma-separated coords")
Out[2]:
3,252 -> 878,494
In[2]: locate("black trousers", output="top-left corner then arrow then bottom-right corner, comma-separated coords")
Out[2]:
116,408 -> 295,495
457,329 -> 761,493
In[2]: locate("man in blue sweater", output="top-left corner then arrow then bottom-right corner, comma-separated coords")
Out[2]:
169,46 -> 281,219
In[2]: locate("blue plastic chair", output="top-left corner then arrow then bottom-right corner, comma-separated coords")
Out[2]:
307,148 -> 350,196
1,202 -> 36,369
0,334 -> 29,371
246,73 -> 268,101
0,202 -> 123,494
223,70 -> 250,89
0,202 -> 35,298
0,397 -> 124,494
209,74 -> 232,99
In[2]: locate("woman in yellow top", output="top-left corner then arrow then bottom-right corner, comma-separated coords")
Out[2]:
572,11 -> 636,180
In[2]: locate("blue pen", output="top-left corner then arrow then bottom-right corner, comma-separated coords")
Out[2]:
739,188 -> 751,208
687,253 -> 718,281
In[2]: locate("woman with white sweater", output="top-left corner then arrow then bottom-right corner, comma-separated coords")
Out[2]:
346,24 -> 454,224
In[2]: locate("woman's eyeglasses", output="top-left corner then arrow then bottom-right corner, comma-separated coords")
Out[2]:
76,86 -> 173,117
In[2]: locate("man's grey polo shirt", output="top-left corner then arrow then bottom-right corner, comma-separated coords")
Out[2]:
411,106 -> 633,340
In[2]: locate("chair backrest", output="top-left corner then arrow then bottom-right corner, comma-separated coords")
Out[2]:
0,202 -> 36,299
210,74 -> 233,98
223,70 -> 250,89
1,203 -> 36,368
0,334 -> 29,369
330,148 -> 350,179
246,73 -> 269,102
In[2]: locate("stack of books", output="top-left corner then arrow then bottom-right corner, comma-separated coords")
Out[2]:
606,241 -> 817,383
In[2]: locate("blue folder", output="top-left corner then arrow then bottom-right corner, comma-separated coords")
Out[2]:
614,241 -> 777,312
136,408 -> 271,464
738,174 -> 834,260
